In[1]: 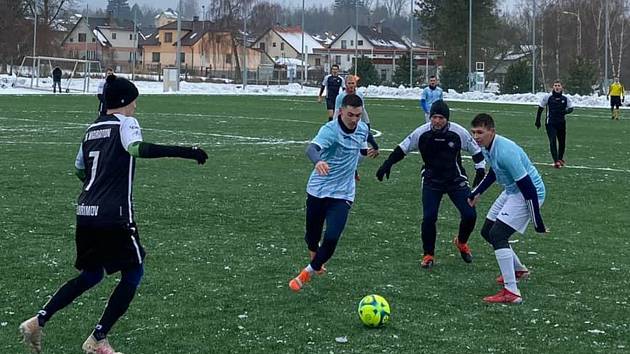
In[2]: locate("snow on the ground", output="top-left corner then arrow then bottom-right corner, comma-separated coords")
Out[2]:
0,74 -> 618,109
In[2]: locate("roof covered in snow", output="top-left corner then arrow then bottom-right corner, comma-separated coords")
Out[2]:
271,26 -> 324,54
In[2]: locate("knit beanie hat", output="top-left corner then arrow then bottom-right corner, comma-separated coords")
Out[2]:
429,99 -> 450,120
104,75 -> 139,109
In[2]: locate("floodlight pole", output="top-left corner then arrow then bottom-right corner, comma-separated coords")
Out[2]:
532,0 -> 536,93
176,0 -> 182,91
301,0 -> 305,86
31,0 -> 37,88
354,0 -> 359,76
84,3 -> 89,92
243,1 -> 248,90
604,0 -> 609,91
133,9 -> 137,81
409,0 -> 413,87
468,0 -> 472,91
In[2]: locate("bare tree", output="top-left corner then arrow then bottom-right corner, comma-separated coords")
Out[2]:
383,0 -> 409,17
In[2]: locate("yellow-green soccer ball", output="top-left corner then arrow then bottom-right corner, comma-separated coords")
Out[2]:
357,294 -> 391,327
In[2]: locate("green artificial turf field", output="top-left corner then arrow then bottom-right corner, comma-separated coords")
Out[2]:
1,94 -> 628,353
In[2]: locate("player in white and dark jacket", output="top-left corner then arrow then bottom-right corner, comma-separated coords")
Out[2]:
535,80 -> 573,168
19,75 -> 208,354
469,113 -> 547,304
318,64 -> 345,121
376,100 -> 486,269
96,67 -> 114,115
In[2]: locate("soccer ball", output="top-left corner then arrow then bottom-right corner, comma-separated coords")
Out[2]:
357,294 -> 391,327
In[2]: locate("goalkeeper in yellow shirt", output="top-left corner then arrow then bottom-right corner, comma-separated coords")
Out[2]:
607,77 -> 625,120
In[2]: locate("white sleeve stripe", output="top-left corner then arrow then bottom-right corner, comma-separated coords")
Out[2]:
526,199 -> 537,227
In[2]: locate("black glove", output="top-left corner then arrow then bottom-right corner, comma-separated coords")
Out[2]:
376,162 -> 392,181
535,119 -> 541,129
190,146 -> 208,165
472,168 -> 485,188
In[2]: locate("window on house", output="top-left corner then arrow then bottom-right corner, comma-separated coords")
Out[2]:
180,52 -> 185,63
272,42 -> 276,47
92,37 -> 96,42
112,33 -> 117,39
347,54 -> 351,62
78,33 -> 86,42
381,69 -> 387,81
152,52 -> 160,62
280,42 -> 284,50
335,55 -> 341,65
70,38 -> 74,42
129,34 -> 133,40
226,53 -> 232,64
350,40 -> 354,46
315,58 -> 321,66
341,40 -> 347,49
358,40 -> 363,46
165,32 -> 173,43
259,42 -> 265,51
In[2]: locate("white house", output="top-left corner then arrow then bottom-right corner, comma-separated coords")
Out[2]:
252,26 -> 325,68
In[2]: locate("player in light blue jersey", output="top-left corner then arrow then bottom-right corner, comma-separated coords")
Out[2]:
420,76 -> 444,123
289,94 -> 377,292
468,113 -> 547,304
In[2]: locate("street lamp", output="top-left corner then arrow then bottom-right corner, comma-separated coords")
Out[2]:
561,11 -> 581,57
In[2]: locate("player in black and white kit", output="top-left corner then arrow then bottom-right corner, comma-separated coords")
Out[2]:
97,67 -> 114,115
318,64 -> 345,121
19,75 -> 208,354
535,80 -> 574,168
376,100 -> 486,269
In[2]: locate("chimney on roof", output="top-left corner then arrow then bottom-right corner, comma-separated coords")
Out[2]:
375,20 -> 384,34
193,16 -> 199,22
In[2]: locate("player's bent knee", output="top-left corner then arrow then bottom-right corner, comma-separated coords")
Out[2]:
79,268 -> 105,288
121,264 -> 144,288
488,226 -> 510,250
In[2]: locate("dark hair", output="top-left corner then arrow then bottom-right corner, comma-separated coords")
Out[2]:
553,79 -> 562,85
429,75 -> 436,79
471,113 -> 495,129
341,93 -> 363,108
331,64 -> 339,70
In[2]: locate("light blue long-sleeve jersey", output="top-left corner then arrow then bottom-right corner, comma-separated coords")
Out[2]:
420,86 -> 444,113
306,119 -> 369,202
482,134 -> 545,200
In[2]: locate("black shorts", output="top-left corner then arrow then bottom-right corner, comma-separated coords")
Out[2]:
611,96 -> 622,108
326,97 -> 336,110
75,221 -> 145,274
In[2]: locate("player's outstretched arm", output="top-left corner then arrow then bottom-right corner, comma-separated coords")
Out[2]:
376,146 -> 405,181
515,175 -> 547,233
468,168 -> 496,206
128,141 -> 208,164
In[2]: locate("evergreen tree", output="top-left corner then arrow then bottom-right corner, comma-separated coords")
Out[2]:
392,54 -> 424,87
107,0 -> 132,21
417,0 -> 499,68
349,56 -> 380,86
565,57 -> 597,95
503,60 -> 531,94
439,56 -> 468,92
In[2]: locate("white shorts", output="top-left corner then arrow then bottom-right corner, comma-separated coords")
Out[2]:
487,191 -> 545,234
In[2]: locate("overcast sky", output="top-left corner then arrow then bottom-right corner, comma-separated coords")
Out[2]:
80,0 -> 520,13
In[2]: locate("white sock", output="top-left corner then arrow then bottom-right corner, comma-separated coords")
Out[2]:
495,248 -> 520,295
305,265 -> 315,274
510,247 -> 527,272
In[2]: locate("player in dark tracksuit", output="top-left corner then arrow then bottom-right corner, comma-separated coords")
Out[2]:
52,67 -> 62,93
535,80 -> 574,168
376,100 -> 487,269
97,68 -> 114,115
19,75 -> 209,354
318,64 -> 345,121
